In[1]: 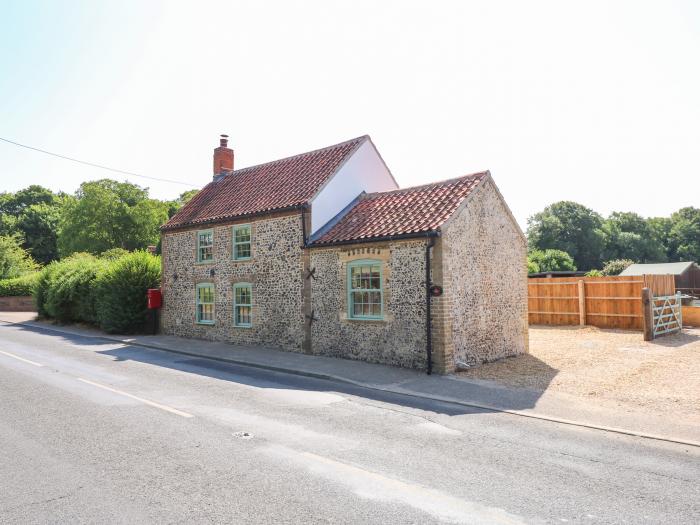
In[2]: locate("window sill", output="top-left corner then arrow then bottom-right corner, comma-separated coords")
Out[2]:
195,260 -> 216,266
231,257 -> 253,263
196,321 -> 215,326
342,316 -> 387,323
234,324 -> 253,329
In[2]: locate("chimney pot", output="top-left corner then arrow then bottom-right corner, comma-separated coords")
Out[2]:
220,134 -> 229,147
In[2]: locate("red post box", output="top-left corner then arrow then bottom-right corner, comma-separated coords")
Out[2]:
147,288 -> 162,309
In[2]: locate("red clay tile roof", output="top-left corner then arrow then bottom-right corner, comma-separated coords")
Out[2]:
311,172 -> 488,245
163,136 -> 368,230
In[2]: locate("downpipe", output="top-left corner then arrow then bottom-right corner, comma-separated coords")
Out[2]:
425,235 -> 437,375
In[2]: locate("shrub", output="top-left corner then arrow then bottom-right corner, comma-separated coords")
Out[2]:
527,259 -> 540,274
528,249 -> 576,272
601,259 -> 634,276
95,251 -> 161,333
0,234 -> 39,279
0,272 -> 40,296
585,269 -> 603,277
99,247 -> 129,261
36,254 -> 107,323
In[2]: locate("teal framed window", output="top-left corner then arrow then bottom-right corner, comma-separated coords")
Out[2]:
233,224 -> 251,260
347,260 -> 383,320
197,229 -> 214,262
234,283 -> 253,327
196,283 -> 215,324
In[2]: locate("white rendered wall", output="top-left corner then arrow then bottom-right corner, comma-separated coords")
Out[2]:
310,140 -> 398,234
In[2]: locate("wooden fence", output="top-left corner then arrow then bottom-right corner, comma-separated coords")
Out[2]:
528,274 -> 676,330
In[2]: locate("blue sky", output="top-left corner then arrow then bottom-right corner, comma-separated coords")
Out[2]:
1,0 -> 698,227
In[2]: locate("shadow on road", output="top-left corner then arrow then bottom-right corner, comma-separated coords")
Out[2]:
5,321 -> 557,416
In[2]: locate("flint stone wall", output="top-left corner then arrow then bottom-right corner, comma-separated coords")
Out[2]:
160,212 -> 305,352
309,240 -> 428,369
440,178 -> 529,366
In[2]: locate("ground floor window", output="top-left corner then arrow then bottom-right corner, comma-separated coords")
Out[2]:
347,260 -> 383,320
196,283 -> 215,324
234,283 -> 253,327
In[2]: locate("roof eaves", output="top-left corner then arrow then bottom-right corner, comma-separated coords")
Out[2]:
309,229 -> 439,248
161,203 -> 306,232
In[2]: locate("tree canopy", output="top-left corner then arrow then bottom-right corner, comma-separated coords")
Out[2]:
0,234 -> 39,279
527,202 -> 700,273
527,201 -> 605,270
58,179 -> 170,256
0,185 -> 67,263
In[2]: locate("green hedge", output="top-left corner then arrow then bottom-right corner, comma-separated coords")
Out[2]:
0,272 -> 40,296
33,251 -> 161,333
96,251 -> 161,333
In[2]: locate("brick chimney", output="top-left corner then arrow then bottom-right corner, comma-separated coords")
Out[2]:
213,134 -> 234,181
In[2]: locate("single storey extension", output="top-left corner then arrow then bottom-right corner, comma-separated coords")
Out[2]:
160,135 -> 528,373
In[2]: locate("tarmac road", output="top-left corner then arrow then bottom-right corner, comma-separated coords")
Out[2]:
1,321 -> 698,524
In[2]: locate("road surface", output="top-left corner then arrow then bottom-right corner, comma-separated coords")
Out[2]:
1,321 -> 698,524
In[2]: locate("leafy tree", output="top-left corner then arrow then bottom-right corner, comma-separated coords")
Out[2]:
58,179 -> 169,256
601,212 -> 665,263
0,234 -> 39,279
167,189 -> 199,218
528,249 -> 576,272
527,201 -> 605,270
668,207 -> 700,262
601,259 -> 634,276
0,186 -> 68,263
15,202 -> 62,264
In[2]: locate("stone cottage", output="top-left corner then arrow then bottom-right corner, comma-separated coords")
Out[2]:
160,135 -> 528,373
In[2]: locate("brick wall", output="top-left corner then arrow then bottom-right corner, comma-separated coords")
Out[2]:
309,240 -> 429,369
0,296 -> 35,312
438,177 -> 529,368
160,212 -> 306,352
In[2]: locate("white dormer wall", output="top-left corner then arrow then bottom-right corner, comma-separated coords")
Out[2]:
310,139 -> 398,234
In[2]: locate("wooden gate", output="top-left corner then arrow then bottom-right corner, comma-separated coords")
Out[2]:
651,293 -> 683,338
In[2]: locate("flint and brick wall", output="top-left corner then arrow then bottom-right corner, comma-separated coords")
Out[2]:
160,179 -> 527,372
160,212 -> 306,352
309,241 -> 429,369
438,178 -> 529,367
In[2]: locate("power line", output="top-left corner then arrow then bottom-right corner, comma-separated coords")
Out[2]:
0,136 -> 198,187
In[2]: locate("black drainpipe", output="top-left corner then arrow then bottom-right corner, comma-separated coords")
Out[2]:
425,234 -> 437,375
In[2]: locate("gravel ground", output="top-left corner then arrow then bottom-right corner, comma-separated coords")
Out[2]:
458,326 -> 700,422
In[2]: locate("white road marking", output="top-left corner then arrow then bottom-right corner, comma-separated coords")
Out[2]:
76,378 -> 194,418
0,349 -> 44,367
263,444 -> 525,524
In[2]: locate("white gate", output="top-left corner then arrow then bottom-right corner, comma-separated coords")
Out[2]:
652,292 -> 682,338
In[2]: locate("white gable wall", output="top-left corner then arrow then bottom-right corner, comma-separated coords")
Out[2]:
310,140 -> 398,234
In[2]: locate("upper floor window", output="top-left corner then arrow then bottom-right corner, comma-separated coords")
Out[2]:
347,260 -> 383,320
233,224 -> 251,260
197,230 -> 214,262
234,283 -> 253,327
196,283 -> 215,324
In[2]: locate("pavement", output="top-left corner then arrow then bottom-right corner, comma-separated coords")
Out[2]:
1,316 -> 699,524
2,311 -> 699,446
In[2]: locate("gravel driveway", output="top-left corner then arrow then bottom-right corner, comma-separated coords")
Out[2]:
458,326 -> 700,422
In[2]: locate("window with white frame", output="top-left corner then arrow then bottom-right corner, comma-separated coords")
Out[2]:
197,230 -> 214,262
234,283 -> 252,327
347,260 -> 383,320
196,283 -> 215,324
233,224 -> 251,260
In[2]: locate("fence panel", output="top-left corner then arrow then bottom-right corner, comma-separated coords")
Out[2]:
528,274 -> 676,330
